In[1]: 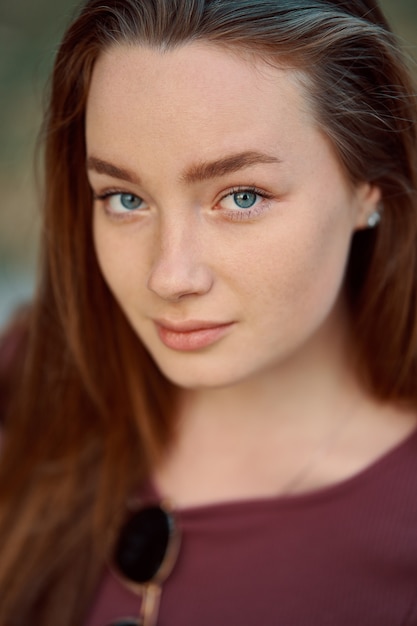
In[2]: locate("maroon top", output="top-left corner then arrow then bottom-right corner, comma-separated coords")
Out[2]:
85,428 -> 417,625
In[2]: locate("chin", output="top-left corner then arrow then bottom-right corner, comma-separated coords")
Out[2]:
158,365 -> 235,390
150,353 -> 262,391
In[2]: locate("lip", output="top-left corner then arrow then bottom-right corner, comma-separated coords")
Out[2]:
154,319 -> 235,351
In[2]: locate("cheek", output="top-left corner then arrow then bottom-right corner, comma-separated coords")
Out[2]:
93,217 -> 115,290
239,208 -> 354,327
93,216 -> 139,307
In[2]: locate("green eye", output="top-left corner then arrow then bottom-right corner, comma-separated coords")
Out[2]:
233,191 -> 257,209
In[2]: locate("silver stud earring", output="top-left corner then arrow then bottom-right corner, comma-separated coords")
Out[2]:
367,209 -> 381,228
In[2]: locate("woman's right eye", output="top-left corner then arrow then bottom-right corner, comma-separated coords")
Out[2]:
96,192 -> 148,216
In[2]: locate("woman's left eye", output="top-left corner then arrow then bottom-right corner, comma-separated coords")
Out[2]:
217,188 -> 271,217
233,191 -> 258,209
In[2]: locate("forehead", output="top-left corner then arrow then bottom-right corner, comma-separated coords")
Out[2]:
85,42 -> 321,182
88,41 -> 303,107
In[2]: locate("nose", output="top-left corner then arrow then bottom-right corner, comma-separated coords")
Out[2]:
147,214 -> 213,301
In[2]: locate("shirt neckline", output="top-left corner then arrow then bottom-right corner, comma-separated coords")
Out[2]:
147,424 -> 417,516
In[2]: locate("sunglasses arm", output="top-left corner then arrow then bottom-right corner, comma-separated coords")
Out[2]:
140,582 -> 162,626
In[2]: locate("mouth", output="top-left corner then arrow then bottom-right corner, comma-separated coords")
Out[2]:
154,320 -> 235,351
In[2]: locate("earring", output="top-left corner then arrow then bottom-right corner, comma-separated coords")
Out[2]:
367,209 -> 381,228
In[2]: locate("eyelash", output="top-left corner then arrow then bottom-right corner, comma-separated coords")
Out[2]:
93,186 -> 274,222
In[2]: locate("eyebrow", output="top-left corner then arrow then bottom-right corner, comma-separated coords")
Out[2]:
181,151 -> 281,184
87,156 -> 141,184
86,150 -> 281,186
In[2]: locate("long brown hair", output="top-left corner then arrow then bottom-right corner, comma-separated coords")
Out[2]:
1,1 -> 417,623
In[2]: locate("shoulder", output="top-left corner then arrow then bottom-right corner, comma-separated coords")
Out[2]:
0,306 -> 31,424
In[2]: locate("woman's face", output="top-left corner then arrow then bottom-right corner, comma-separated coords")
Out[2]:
87,43 -> 380,389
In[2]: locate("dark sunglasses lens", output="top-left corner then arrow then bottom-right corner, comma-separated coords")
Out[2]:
114,505 -> 172,583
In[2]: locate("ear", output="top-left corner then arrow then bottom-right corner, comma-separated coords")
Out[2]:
354,182 -> 382,230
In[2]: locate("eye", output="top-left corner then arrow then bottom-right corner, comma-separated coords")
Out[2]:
215,187 -> 273,221
108,193 -> 146,212
233,191 -> 258,209
221,190 -> 259,210
119,193 -> 144,210
94,191 -> 148,217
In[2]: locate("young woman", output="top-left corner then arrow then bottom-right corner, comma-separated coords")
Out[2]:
1,0 -> 417,624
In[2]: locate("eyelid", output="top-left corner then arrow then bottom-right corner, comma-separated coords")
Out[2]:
93,187 -> 140,199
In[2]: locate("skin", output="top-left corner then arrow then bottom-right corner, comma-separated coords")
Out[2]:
87,43 -> 378,387
87,43 -> 415,505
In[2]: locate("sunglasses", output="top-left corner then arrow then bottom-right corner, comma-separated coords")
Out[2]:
106,502 -> 180,626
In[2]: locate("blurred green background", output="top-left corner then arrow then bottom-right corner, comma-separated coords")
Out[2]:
0,0 -> 416,323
